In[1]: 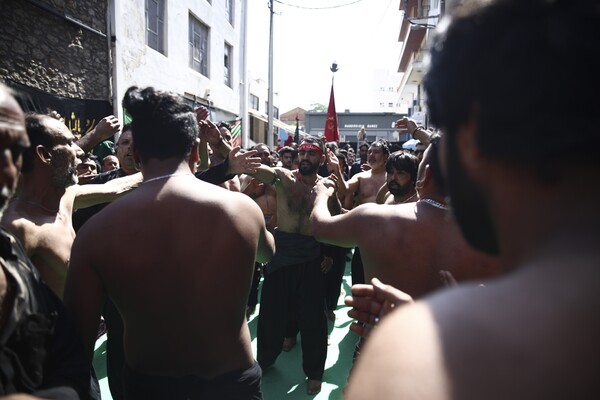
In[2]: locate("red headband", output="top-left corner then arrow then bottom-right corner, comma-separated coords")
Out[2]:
299,143 -> 323,156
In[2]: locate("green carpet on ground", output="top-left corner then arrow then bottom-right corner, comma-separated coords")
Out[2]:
93,261 -> 356,399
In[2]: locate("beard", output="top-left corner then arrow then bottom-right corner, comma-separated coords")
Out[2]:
299,160 -> 319,176
388,181 -> 412,197
51,157 -> 78,188
445,137 -> 499,255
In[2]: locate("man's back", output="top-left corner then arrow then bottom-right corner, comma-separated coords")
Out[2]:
71,176 -> 264,378
337,201 -> 498,298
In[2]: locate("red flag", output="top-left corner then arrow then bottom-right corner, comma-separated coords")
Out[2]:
324,83 -> 339,143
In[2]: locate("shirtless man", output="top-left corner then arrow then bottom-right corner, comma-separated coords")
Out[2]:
338,139 -> 390,285
313,137 -> 498,361
376,151 -> 419,205
240,143 -> 278,317
251,135 -> 339,395
209,122 -> 241,192
312,136 -> 498,299
340,139 -> 389,208
242,144 -> 277,231
345,1 -> 599,398
72,118 -> 261,400
1,113 -> 140,299
64,86 -> 274,400
0,83 -> 97,400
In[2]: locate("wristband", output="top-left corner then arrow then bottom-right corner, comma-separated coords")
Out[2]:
411,126 -> 425,136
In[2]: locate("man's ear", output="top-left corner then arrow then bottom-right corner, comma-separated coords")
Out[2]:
456,119 -> 485,179
35,145 -> 52,165
190,139 -> 200,168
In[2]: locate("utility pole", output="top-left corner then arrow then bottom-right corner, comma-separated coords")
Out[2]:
240,0 -> 249,149
267,0 -> 274,148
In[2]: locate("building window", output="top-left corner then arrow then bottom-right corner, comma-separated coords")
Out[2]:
388,102 -> 394,108
264,102 -> 279,119
145,0 -> 166,54
389,87 -> 395,92
224,43 -> 232,87
379,102 -> 385,108
189,14 -> 209,76
250,94 -> 259,111
225,0 -> 234,25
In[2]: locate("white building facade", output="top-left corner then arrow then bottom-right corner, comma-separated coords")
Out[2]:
108,0 -> 244,124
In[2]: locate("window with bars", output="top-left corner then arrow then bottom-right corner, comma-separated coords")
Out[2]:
145,0 -> 166,54
189,14 -> 209,76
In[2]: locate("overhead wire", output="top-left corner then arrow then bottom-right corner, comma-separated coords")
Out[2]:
273,0 -> 365,10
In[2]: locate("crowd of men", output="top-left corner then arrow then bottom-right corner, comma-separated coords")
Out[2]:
0,0 -> 598,399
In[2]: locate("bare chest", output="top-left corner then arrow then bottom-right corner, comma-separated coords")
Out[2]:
358,174 -> 387,204
277,182 -> 315,233
26,215 -> 76,297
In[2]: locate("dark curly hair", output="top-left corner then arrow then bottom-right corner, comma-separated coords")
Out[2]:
122,86 -> 198,162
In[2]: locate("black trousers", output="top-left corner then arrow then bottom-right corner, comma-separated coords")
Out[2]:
122,362 -> 262,400
325,245 -> 348,311
104,299 -> 125,400
257,258 -> 327,380
247,262 -> 262,308
351,247 -> 365,286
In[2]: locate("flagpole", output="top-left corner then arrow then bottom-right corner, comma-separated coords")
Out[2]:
327,62 -> 339,144
267,0 -> 274,149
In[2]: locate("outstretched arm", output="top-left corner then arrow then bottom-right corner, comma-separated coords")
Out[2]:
70,172 -> 143,210
226,147 -> 261,175
248,164 -> 280,185
75,115 -> 121,153
310,180 -> 361,248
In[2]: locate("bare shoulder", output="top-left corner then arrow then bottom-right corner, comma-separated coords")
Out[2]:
350,266 -> 600,400
346,300 -> 450,400
352,202 -> 415,221
0,207 -> 38,250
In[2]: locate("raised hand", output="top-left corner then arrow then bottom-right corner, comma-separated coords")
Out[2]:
344,278 -> 413,338
227,147 -> 261,175
195,106 -> 209,122
198,119 -> 222,146
94,115 -> 121,140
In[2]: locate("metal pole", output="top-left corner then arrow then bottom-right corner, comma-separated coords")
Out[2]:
240,0 -> 249,149
267,0 -> 274,148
